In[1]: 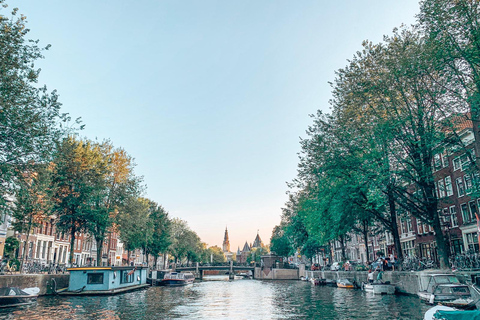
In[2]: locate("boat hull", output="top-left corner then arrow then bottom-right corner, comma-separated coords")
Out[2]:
363,283 -> 395,295
160,279 -> 194,287
0,295 -> 37,308
418,292 -> 474,308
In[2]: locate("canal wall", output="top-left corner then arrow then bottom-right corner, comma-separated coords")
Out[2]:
254,267 -> 298,280
307,270 -> 480,295
0,274 -> 69,296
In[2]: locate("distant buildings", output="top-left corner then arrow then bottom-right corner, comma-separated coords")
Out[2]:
221,229 -> 265,264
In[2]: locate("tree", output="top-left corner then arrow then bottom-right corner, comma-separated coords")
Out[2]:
419,0 -> 480,169
169,218 -> 203,265
51,137 -> 106,265
87,143 -> 141,266
116,196 -> 150,264
0,1 -> 70,213
270,225 -> 290,257
204,246 -> 226,264
11,165 -> 52,270
146,201 -> 171,268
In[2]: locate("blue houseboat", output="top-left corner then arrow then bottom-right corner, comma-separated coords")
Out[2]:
59,266 -> 149,295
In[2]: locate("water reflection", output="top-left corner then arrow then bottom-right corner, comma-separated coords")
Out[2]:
0,280 -> 431,320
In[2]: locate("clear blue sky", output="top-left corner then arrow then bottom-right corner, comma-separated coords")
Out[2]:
10,0 -> 420,250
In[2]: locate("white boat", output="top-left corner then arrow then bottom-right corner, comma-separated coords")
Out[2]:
0,287 -> 39,308
362,282 -> 395,295
423,305 -> 480,320
417,274 -> 474,308
160,272 -> 195,286
423,305 -> 456,320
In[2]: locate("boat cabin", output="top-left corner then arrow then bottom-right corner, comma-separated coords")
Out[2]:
67,266 -> 148,294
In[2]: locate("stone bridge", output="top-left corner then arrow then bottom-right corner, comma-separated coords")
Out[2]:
175,264 -> 255,280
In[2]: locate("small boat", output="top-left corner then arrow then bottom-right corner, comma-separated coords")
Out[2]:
309,278 -> 326,286
160,272 -> 195,286
325,279 -> 337,287
423,305 -> 480,320
362,281 -> 395,295
0,287 -> 39,308
417,274 -> 475,309
337,279 -> 354,289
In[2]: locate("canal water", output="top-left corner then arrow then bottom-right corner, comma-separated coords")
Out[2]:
0,280 -> 431,320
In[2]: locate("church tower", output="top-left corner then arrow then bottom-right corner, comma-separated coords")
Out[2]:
222,226 -> 230,252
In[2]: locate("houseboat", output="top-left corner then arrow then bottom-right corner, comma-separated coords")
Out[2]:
0,287 -> 39,308
59,266 -> 149,295
158,272 -> 195,286
417,274 -> 475,309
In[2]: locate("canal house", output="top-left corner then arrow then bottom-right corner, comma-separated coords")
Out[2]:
62,266 -> 149,295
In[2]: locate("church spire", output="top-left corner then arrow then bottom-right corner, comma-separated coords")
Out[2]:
222,226 -> 230,252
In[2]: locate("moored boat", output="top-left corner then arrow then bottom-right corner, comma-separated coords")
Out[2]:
362,281 -> 395,295
0,287 -> 39,308
159,272 -> 195,286
337,279 -> 354,289
423,305 -> 480,320
417,274 -> 475,309
59,266 -> 149,296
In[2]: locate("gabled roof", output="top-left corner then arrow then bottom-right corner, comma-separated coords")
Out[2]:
252,233 -> 263,248
242,241 -> 250,252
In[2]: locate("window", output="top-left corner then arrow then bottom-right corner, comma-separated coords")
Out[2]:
469,201 -> 477,223
445,176 -> 453,196
438,180 -> 446,198
453,157 -> 461,171
441,208 -> 449,225
87,273 -> 104,284
456,177 -> 465,197
417,220 -> 423,234
461,203 -> 472,224
465,232 -> 479,253
460,154 -> 470,170
442,153 -> 449,168
465,175 -> 473,194
434,154 -> 442,171
451,239 -> 463,255
406,217 -> 413,233
450,206 -> 458,227
121,271 -> 134,284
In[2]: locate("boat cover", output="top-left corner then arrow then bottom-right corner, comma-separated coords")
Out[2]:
433,310 -> 480,320
0,287 -> 29,296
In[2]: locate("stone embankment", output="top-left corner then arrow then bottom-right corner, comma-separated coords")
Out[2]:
307,270 -> 480,295
0,274 -> 69,295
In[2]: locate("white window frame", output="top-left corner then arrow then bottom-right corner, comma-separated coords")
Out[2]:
456,177 -> 465,197
445,176 -> 453,197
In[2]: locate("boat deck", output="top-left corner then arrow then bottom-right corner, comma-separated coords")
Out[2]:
58,284 -> 150,296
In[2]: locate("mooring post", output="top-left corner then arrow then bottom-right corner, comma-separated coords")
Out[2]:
229,260 -> 234,280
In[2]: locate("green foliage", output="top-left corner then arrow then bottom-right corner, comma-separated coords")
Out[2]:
0,1 -> 70,214
204,246 -> 226,264
4,236 -> 19,258
168,218 -> 203,264
51,137 -> 107,264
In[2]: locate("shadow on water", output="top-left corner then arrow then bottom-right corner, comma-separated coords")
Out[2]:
0,280 -> 431,320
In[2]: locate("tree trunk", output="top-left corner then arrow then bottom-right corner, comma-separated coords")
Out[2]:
362,221 -> 369,264
387,184 -> 403,262
432,213 -> 449,269
96,238 -> 103,267
69,225 -> 76,266
339,235 -> 346,261
20,217 -> 33,273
